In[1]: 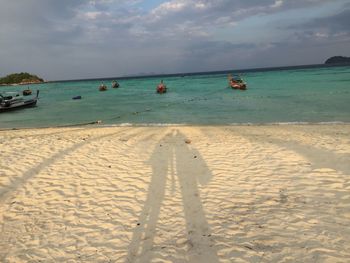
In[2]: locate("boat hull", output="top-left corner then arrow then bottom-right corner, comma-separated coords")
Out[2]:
0,99 -> 37,112
156,85 -> 167,94
230,83 -> 247,90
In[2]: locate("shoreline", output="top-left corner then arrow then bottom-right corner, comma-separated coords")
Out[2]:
0,81 -> 46,87
1,125 -> 349,262
1,121 -> 350,131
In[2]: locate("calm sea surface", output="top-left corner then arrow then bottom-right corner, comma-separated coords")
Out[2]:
1,65 -> 350,128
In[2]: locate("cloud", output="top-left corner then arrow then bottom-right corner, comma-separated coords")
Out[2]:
285,5 -> 350,43
0,0 -> 348,80
307,8 -> 350,32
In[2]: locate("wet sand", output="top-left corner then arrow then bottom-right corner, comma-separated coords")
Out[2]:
0,125 -> 349,262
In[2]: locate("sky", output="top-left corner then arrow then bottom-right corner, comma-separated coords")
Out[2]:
0,0 -> 349,80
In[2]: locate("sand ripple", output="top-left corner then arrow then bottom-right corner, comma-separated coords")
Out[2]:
0,125 -> 349,262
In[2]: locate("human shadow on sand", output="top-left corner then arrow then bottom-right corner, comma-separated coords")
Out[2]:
126,129 -> 219,263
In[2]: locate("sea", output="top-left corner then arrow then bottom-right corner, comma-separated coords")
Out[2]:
1,64 -> 350,129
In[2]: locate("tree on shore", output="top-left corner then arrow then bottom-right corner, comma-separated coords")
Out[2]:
325,56 -> 350,64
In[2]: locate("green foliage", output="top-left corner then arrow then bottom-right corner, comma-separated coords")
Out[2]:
325,56 -> 350,64
0,72 -> 44,84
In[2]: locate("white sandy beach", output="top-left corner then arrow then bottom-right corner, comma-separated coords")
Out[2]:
0,125 -> 349,262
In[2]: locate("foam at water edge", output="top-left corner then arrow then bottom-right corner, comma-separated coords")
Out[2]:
98,121 -> 350,127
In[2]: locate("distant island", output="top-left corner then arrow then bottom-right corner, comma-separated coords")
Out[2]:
0,72 -> 44,86
325,56 -> 350,64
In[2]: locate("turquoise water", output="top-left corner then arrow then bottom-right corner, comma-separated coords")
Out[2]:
1,65 -> 350,128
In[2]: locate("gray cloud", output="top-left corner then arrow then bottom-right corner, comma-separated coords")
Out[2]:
282,4 -> 350,45
0,0 -> 349,80
306,8 -> 350,32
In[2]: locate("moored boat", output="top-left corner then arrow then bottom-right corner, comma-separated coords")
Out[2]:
228,74 -> 247,90
22,89 -> 32,96
156,80 -> 167,94
0,90 -> 39,113
99,84 -> 107,91
112,81 -> 119,88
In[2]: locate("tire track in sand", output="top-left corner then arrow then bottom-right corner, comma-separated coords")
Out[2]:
0,127 -> 136,204
0,127 -> 170,262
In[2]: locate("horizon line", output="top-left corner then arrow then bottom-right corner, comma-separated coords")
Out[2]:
48,62 -> 350,83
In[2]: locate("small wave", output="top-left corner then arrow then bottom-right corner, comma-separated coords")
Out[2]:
97,121 -> 350,127
100,123 -> 190,127
228,121 -> 350,126
2,121 -> 350,131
